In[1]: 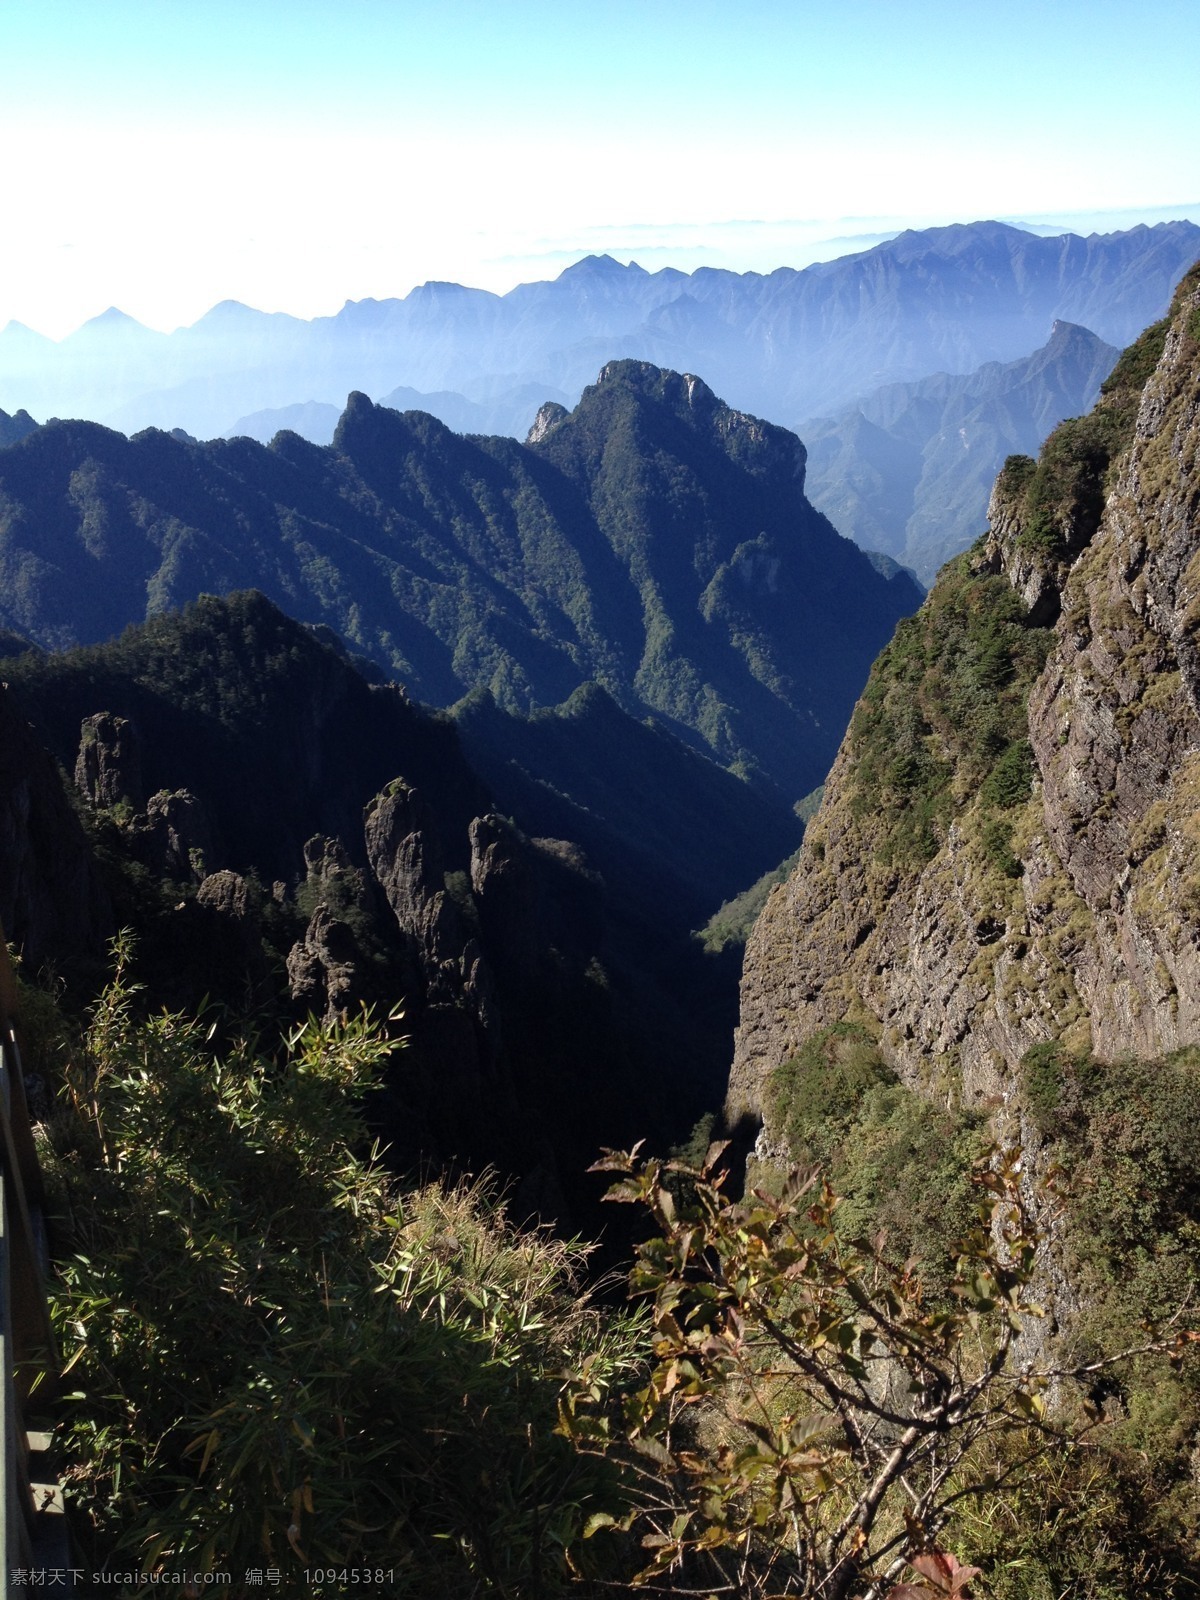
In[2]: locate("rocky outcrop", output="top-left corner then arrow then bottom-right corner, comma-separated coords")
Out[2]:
73,715 -> 218,884
195,869 -> 254,921
364,781 -> 501,1083
365,781 -> 466,985
192,870 -> 271,988
126,790 -> 215,883
75,713 -> 144,810
525,401 -> 567,444
286,835 -> 383,1019
469,814 -> 546,976
287,904 -> 361,1019
730,263 -> 1200,1122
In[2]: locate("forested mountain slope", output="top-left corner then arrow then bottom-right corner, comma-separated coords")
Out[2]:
730,261 -> 1200,1117
0,362 -> 920,798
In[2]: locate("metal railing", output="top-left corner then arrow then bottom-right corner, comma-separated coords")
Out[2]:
0,922 -> 66,1589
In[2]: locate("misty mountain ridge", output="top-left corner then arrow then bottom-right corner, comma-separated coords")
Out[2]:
2,219 -> 1195,442
801,318 -> 1121,583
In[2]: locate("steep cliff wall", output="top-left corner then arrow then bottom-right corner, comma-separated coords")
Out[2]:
730,263 -> 1200,1120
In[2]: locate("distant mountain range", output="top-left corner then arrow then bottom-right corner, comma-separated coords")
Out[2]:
800,319 -> 1121,584
0,361 -> 920,801
2,220 -> 1195,445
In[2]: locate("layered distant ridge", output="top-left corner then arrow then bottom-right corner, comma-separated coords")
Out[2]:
1,221 -> 1195,441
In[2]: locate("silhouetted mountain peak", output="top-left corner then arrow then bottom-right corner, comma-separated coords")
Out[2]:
1046,318 -> 1098,350
191,299 -> 288,330
0,320 -> 54,348
882,219 -> 1035,258
558,254 -> 645,279
0,408 -> 39,448
330,390 -> 378,453
75,306 -> 150,335
408,279 -> 498,306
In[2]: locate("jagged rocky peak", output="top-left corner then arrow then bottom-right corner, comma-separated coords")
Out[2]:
302,832 -> 358,890
287,904 -> 361,1020
594,359 -> 713,407
729,260 -> 1200,1123
570,359 -> 808,488
128,790 -> 215,884
364,779 -> 463,975
525,401 -> 568,445
0,408 -> 38,449
286,834 -> 378,1019
74,711 -> 217,885
75,712 -> 144,810
332,386 -> 457,466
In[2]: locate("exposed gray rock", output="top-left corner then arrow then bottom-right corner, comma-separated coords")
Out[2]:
128,790 -> 215,883
196,869 -> 252,920
285,834 -> 381,1019
364,781 -> 464,982
194,870 -> 270,989
730,267 -> 1200,1120
525,401 -> 568,444
287,904 -> 360,1019
75,712 -> 144,810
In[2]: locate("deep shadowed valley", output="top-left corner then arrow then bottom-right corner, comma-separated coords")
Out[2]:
6,237 -> 1200,1598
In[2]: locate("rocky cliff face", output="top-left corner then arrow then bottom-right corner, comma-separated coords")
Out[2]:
730,263 -> 1200,1122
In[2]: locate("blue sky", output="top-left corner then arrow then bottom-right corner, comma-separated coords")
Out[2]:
2,0 -> 1197,336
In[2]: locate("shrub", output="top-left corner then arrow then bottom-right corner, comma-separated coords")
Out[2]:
563,1120 -> 1200,1598
41,938 -> 638,1596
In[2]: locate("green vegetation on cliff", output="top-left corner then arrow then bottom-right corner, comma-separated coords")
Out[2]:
845,559 -> 1052,871
998,261 -> 1200,563
751,1026 -> 1200,1597
764,1023 -> 987,1286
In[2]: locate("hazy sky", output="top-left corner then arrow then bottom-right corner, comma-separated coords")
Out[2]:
2,0 -> 1197,337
